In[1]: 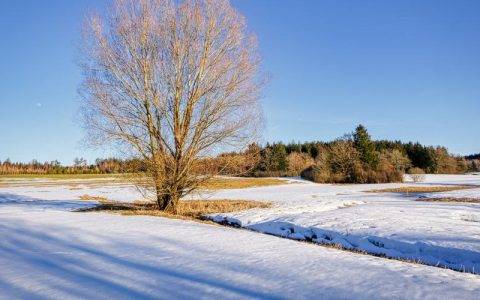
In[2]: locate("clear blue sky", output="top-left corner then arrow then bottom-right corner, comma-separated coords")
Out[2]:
1,0 -> 479,164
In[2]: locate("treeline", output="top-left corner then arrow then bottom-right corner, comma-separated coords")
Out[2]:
1,126 -> 478,183
208,125 -> 480,183
466,153 -> 480,160
0,158 -> 144,175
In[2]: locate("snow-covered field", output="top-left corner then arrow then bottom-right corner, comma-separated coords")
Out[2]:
1,174 -> 479,299
206,175 -> 480,274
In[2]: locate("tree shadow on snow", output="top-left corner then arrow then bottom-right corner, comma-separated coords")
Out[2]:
0,193 -> 96,211
0,218 -> 289,299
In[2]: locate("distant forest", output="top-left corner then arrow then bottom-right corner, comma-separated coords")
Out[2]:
1,125 -> 479,183
0,158 -> 146,175
209,125 -> 479,183
466,153 -> 480,160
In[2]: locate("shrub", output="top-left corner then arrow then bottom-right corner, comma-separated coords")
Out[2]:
408,167 -> 426,182
455,158 -> 468,174
287,152 -> 314,175
328,139 -> 360,182
300,165 -> 332,183
434,147 -> 459,174
379,149 -> 411,173
375,158 -> 404,183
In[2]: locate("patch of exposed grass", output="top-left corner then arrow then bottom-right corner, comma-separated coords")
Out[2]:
78,199 -> 271,221
417,197 -> 480,203
367,185 -> 476,194
200,177 -> 287,190
79,194 -> 109,201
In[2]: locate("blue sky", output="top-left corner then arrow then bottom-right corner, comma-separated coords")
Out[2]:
0,0 -> 479,164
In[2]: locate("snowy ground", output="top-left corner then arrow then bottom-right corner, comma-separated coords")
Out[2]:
0,174 -> 479,299
206,175 -> 480,274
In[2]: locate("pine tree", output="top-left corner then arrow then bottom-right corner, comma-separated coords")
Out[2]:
271,143 -> 288,172
353,125 -> 378,168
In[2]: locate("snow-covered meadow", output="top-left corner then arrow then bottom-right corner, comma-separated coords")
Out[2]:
206,175 -> 480,274
1,174 -> 479,298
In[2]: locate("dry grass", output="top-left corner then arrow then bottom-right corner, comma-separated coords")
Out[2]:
368,185 -> 476,194
199,177 -> 287,190
417,197 -> 480,203
79,194 -> 109,201
78,199 -> 271,221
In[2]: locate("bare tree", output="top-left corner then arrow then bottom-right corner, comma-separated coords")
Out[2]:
79,0 -> 263,212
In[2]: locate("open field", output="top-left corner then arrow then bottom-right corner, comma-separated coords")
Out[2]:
203,174 -> 480,274
0,174 -> 287,191
2,207 -> 479,299
1,174 -> 479,298
199,177 -> 287,190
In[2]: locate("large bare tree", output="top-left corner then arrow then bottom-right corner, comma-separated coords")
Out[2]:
79,0 -> 263,212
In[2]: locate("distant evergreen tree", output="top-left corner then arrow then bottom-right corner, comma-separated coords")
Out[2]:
404,142 -> 437,173
285,141 -> 302,154
471,160 -> 480,172
270,143 -> 288,172
309,145 -> 319,159
465,153 -> 480,160
353,125 -> 378,168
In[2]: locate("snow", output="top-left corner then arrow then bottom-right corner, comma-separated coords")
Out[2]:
406,174 -> 480,185
204,174 -> 480,274
1,174 -> 480,298
425,187 -> 480,200
0,182 -> 142,204
1,207 -> 480,299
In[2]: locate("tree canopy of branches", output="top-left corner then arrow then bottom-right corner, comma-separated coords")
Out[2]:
79,0 -> 263,212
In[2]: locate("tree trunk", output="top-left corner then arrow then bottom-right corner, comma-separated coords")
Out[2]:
156,188 -> 179,214
156,189 -> 167,210
163,194 -> 179,214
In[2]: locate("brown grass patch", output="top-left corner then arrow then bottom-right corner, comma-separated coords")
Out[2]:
78,199 -> 270,221
367,185 -> 476,194
417,197 -> 480,203
200,177 -> 287,190
79,194 -> 109,201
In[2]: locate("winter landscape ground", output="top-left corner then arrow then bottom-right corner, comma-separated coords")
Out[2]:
0,174 -> 479,299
